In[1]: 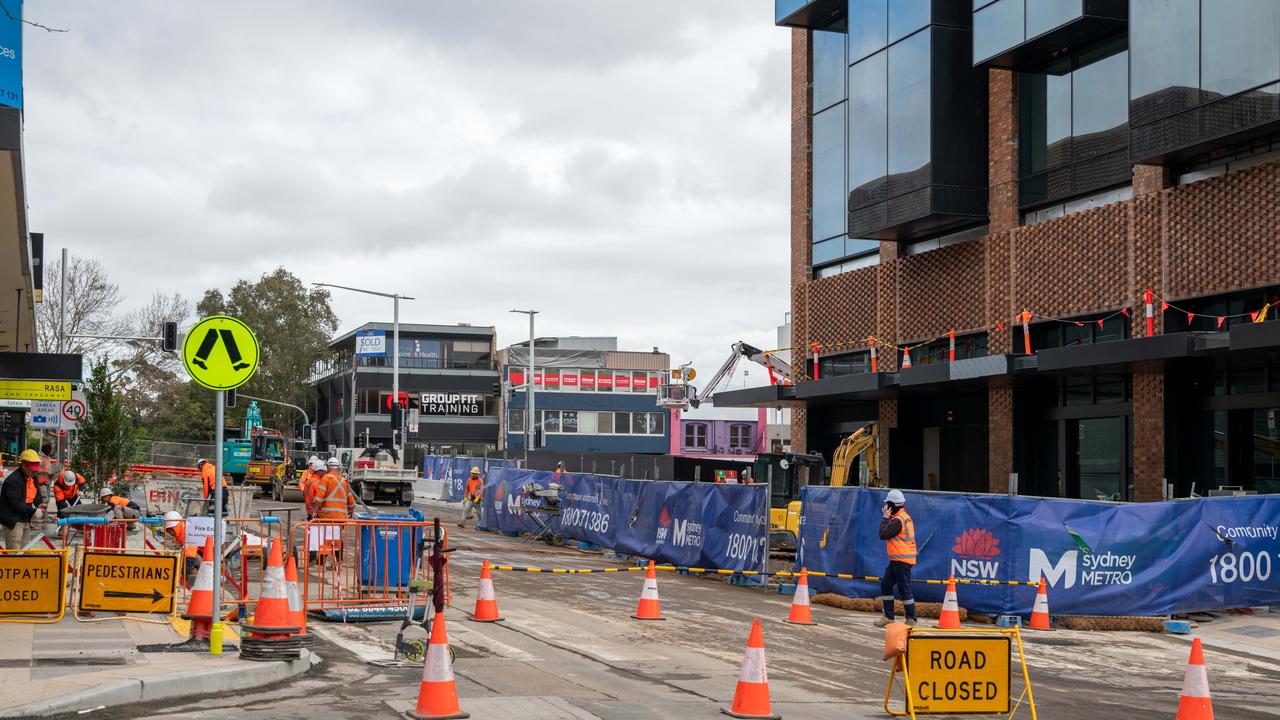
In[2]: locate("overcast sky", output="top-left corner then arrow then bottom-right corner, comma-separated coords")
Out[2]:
23,1 -> 791,393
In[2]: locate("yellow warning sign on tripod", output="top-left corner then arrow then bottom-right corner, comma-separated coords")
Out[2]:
182,315 -> 259,390
885,627 -> 1037,719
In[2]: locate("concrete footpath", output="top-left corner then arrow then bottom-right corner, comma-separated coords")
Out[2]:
0,614 -> 313,718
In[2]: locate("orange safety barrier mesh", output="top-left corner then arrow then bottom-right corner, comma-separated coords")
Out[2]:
292,518 -> 448,612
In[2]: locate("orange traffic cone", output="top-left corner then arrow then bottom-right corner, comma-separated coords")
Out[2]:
784,567 -> 815,625
184,537 -> 215,640
901,347 -> 913,370
723,617 -> 780,719
407,612 -> 468,719
243,538 -> 299,640
1028,576 -> 1052,631
468,560 -> 504,622
1176,638 -> 1214,720
937,576 -> 961,629
285,551 -> 307,638
632,560 -> 664,620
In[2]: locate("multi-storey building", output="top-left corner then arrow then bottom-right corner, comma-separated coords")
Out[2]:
499,337 -> 671,454
745,1 -> 1280,500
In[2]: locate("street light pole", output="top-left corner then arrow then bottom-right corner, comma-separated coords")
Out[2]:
313,283 -> 414,468
510,310 -> 537,462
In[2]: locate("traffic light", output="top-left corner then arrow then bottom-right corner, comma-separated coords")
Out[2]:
226,388 -> 237,408
391,401 -> 404,431
492,382 -> 500,395
161,321 -> 178,352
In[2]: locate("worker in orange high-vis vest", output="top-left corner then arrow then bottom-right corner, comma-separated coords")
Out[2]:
299,457 -> 325,519
457,466 -> 483,529
53,470 -> 86,514
874,489 -> 918,627
0,449 -> 47,549
310,457 -> 356,520
197,458 -> 228,515
100,488 -> 142,528
162,511 -> 202,584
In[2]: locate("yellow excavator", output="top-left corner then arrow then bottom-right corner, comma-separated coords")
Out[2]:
748,424 -> 879,550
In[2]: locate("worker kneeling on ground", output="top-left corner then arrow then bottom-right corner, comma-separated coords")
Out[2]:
0,449 -> 48,549
100,488 -> 142,529
875,489 -> 918,628
309,457 -> 356,520
162,511 -> 202,585
53,469 -> 86,515
458,466 -> 483,529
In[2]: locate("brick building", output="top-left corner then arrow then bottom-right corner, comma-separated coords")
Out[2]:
726,1 -> 1280,501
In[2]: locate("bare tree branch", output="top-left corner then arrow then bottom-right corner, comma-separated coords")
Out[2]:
36,255 -> 127,355
0,0 -> 67,33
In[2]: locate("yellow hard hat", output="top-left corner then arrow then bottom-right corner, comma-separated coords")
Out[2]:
18,449 -> 40,463
470,466 -> 481,475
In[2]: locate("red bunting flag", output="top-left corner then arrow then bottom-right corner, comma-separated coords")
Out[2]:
1251,311 -> 1260,323
1097,319 -> 1104,328
1216,316 -> 1226,329
1161,302 -> 1170,312
1187,312 -> 1195,323
1074,321 -> 1083,327
1121,308 -> 1131,318
997,321 -> 1005,332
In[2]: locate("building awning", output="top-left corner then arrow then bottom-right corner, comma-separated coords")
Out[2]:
711,384 -> 796,408
1036,334 -> 1198,373
1230,322 -> 1280,353
795,372 -> 890,401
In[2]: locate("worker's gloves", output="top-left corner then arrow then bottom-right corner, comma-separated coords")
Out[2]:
31,507 -> 46,521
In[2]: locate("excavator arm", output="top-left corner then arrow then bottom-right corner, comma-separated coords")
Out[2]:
830,424 -> 880,487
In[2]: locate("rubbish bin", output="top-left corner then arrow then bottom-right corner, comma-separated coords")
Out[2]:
356,510 -> 425,588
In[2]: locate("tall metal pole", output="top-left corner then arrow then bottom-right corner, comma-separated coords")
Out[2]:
393,295 -> 401,468
211,390 -> 225,654
527,312 -> 535,457
57,249 -> 67,468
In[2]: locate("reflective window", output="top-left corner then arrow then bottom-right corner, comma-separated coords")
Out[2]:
1026,0 -> 1082,39
889,0 -> 930,43
813,236 -> 844,265
847,51 -> 888,195
1129,0 -> 1198,104
811,105 -> 847,241
973,0 -> 1024,63
1071,49 -> 1128,158
812,24 -> 848,112
1201,0 -> 1280,99
849,0 -> 888,63
846,238 -> 880,256
1019,45 -> 1127,179
888,31 -> 931,177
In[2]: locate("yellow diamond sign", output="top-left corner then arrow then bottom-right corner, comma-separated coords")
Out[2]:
182,315 -> 260,390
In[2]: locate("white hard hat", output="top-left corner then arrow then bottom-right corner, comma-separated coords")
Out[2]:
99,487 -> 112,498
163,511 -> 182,528
308,455 -> 318,464
61,470 -> 77,484
196,458 -> 206,466
326,457 -> 341,467
886,489 -> 906,505
311,459 -> 326,472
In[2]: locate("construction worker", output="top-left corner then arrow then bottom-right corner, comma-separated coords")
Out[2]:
197,458 -> 228,515
162,511 -> 202,585
100,488 -> 142,528
309,457 -> 356,520
52,469 -> 87,515
552,461 -> 566,478
875,489 -> 918,627
300,457 -> 324,519
457,466 -> 483,529
0,449 -> 47,548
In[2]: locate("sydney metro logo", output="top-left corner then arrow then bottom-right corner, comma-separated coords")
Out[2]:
654,506 -> 703,548
951,528 -> 1002,580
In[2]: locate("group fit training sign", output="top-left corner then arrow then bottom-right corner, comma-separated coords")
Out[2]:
419,392 -> 484,416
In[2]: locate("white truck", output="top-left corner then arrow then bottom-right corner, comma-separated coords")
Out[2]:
338,447 -> 417,507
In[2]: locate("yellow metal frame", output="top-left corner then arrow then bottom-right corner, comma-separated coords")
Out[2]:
884,626 -> 1037,719
0,548 -> 69,624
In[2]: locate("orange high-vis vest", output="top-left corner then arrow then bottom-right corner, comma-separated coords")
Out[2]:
465,475 -> 482,501
24,477 -> 36,504
299,469 -> 319,510
886,509 -> 917,565
54,473 -> 85,502
313,471 -> 355,520
166,521 -> 200,559
201,462 -> 217,499
105,495 -> 130,507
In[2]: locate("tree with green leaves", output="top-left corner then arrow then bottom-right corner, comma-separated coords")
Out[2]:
74,357 -> 143,493
196,268 -> 338,434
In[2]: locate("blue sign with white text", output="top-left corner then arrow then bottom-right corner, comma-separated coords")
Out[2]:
355,330 -> 386,357
0,1 -> 20,109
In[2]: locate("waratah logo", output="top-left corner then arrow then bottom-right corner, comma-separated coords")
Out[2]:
950,528 -> 1002,580
655,506 -> 672,543
659,507 -> 672,526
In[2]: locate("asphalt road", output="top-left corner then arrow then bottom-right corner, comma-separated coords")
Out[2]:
84,497 -> 1280,720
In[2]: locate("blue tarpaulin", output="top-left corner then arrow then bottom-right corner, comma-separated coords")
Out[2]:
797,487 -> 1280,617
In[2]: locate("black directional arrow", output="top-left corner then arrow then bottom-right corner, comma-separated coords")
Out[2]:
104,588 -> 164,603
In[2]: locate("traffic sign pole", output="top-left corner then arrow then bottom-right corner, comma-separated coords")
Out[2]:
211,389 -> 224,656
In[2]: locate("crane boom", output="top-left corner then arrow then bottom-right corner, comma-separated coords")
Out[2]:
692,341 -> 794,408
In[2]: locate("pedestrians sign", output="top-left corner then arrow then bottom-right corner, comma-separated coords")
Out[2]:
0,379 -> 71,401
0,552 -> 66,616
78,551 -> 178,614
904,634 -> 1010,714
181,315 -> 260,390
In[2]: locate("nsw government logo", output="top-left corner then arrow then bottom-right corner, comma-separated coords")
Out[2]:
655,506 -> 704,548
950,528 -> 1002,581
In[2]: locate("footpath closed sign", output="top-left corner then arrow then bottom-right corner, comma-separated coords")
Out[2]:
906,634 -> 1010,714
78,551 -> 178,614
0,552 -> 65,616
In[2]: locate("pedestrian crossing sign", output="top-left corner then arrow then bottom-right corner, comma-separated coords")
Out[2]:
182,315 -> 260,390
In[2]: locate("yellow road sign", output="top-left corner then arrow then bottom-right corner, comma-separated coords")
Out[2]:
0,552 -> 66,616
78,551 -> 178,614
905,634 -> 1010,714
181,315 -> 260,390
0,380 -> 71,401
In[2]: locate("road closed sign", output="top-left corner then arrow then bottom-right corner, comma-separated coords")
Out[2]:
0,552 -> 66,616
906,634 -> 1010,714
78,551 -> 178,614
